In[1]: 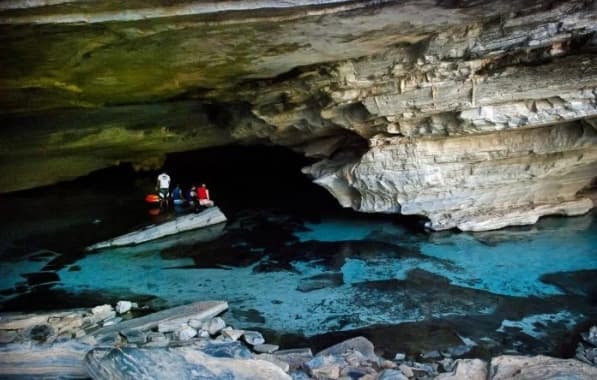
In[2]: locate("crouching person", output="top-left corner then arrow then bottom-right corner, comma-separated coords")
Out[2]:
197,183 -> 214,207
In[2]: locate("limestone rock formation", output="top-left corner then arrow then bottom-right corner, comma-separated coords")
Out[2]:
1,0 -> 596,230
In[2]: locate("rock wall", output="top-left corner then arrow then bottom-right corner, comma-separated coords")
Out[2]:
0,0 -> 596,230
235,1 -> 597,230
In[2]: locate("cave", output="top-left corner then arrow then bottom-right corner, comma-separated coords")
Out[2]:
0,1 -> 597,378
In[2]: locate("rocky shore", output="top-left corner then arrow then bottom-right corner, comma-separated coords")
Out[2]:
1,300 -> 596,379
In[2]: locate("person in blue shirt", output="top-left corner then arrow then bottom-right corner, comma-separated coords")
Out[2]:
172,184 -> 184,205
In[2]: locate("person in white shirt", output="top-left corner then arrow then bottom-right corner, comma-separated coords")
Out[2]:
156,172 -> 171,204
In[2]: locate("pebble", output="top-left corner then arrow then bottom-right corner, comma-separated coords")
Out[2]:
116,301 -> 133,314
243,330 -> 265,346
221,326 -> 244,341
206,317 -> 226,336
253,343 -> 279,354
177,325 -> 197,341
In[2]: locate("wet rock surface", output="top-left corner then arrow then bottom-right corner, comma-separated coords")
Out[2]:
1,300 -> 597,379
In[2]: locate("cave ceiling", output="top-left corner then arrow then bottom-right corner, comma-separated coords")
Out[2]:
1,0 -> 596,230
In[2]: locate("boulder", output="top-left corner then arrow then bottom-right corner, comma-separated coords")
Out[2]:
316,336 -> 377,362
490,355 -> 597,380
85,345 -> 292,380
434,359 -> 487,380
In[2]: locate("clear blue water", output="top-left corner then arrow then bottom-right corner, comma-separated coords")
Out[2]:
0,157 -> 596,357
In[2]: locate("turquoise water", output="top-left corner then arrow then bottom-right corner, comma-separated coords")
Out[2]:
0,159 -> 595,356
4,210 -> 589,340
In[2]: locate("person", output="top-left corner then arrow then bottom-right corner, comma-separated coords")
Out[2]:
156,172 -> 171,205
172,184 -> 183,205
188,185 -> 197,203
197,183 -> 214,207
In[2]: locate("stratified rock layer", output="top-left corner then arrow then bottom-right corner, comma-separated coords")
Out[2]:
1,0 -> 596,230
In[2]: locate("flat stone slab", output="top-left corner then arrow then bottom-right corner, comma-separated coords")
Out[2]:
86,207 -> 227,250
90,301 -> 228,342
85,345 -> 292,380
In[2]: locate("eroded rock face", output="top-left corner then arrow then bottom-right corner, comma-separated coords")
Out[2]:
1,0 -> 596,230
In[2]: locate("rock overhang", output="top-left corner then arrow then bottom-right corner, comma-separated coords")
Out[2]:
0,0 -> 596,230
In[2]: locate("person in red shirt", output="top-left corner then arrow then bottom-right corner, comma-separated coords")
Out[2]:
197,183 -> 214,207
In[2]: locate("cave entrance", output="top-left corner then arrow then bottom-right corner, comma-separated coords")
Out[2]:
158,144 -> 342,216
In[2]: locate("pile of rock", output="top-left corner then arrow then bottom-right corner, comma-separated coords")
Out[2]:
0,301 -> 139,345
576,326 -> 597,366
2,301 -> 597,379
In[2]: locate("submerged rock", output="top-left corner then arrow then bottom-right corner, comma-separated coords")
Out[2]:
297,273 -> 344,293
